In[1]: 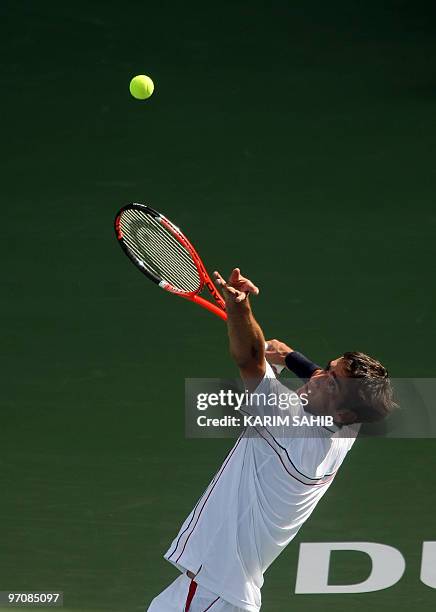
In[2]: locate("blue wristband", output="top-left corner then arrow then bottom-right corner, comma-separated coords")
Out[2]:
284,351 -> 322,379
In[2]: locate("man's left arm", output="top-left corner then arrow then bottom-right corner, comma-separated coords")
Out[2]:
265,339 -> 323,379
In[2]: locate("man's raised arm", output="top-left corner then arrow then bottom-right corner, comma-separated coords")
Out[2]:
214,269 -> 266,390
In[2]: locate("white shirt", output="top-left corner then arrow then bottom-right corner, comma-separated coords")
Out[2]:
164,362 -> 358,611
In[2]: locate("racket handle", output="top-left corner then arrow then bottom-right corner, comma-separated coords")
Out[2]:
264,342 -> 285,375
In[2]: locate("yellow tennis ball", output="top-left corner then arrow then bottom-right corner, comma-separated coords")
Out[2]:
129,75 -> 154,100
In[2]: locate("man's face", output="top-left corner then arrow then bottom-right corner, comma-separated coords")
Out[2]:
298,357 -> 355,424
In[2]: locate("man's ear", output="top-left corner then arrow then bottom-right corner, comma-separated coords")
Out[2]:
335,409 -> 358,425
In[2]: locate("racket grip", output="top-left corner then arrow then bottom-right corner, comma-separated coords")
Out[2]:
264,342 -> 285,375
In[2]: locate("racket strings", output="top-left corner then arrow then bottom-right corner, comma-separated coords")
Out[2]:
141,213 -> 198,268
123,209 -> 196,272
125,230 -> 198,291
140,216 -> 199,274
127,215 -> 199,288
122,230 -> 199,292
119,209 -> 201,292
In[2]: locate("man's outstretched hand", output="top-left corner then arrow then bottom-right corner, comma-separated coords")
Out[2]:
213,268 -> 259,304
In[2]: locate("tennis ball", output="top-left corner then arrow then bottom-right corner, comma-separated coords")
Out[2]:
129,74 -> 154,100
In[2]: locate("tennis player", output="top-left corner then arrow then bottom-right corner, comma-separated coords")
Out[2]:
147,268 -> 395,612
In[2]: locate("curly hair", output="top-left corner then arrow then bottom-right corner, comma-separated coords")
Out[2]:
340,351 -> 397,423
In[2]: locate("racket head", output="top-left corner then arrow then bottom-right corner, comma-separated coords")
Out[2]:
114,203 -> 222,305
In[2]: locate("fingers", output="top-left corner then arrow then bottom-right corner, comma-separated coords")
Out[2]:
214,268 -> 259,303
234,289 -> 247,303
214,270 -> 247,303
265,339 -> 279,356
213,270 -> 227,288
244,280 -> 259,296
228,268 -> 260,296
228,268 -> 241,285
238,272 -> 259,296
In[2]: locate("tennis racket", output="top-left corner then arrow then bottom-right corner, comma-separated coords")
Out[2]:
114,202 -> 226,319
114,203 -> 284,372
